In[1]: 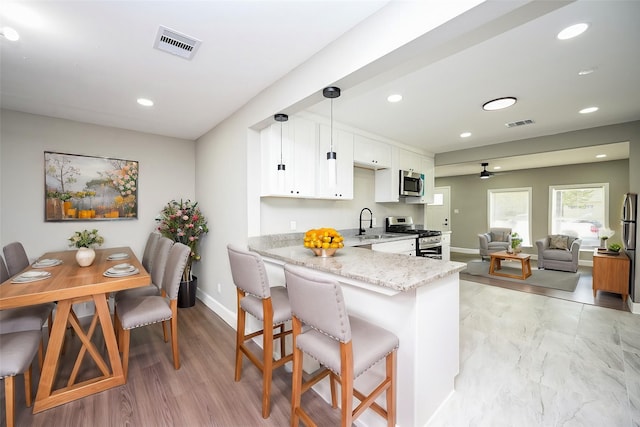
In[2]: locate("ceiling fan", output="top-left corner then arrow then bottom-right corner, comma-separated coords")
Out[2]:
479,162 -> 493,179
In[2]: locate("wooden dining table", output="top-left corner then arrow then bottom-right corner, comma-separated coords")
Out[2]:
0,246 -> 150,413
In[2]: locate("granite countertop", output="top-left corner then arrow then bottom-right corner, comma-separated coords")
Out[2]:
248,234 -> 465,292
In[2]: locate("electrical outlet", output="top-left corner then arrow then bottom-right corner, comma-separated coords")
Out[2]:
372,217 -> 377,227
217,283 -> 222,293
290,221 -> 296,231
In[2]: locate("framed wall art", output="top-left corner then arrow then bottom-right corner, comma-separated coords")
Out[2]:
44,151 -> 138,221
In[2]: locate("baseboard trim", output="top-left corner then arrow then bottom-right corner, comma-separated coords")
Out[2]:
196,289 -> 236,328
627,297 -> 640,314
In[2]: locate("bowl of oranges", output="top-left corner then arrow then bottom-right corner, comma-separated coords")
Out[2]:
303,227 -> 344,257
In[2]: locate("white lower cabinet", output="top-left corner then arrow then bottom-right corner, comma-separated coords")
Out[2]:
441,232 -> 451,262
371,239 -> 416,256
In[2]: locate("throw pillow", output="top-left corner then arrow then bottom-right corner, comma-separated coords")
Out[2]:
491,231 -> 506,242
549,235 -> 569,250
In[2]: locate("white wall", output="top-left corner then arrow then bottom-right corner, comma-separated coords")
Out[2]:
0,110 -> 195,260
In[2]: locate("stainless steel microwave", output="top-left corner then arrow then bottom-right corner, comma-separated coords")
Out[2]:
399,170 -> 424,197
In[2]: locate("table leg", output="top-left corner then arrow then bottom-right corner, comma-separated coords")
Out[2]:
33,294 -> 125,413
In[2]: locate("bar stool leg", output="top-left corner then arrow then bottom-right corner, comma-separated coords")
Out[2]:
340,342 -> 354,427
234,290 -> 246,382
290,317 -> 303,427
386,351 -> 397,427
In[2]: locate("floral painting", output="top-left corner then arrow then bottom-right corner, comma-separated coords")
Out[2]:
44,151 -> 138,221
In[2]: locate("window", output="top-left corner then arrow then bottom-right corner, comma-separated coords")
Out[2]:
549,183 -> 608,248
488,188 -> 532,246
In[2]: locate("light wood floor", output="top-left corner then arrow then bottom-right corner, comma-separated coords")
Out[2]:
1,302 -> 342,427
453,252 -> 630,312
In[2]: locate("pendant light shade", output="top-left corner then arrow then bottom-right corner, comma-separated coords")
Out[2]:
323,86 -> 341,188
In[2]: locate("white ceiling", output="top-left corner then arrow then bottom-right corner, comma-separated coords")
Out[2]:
2,1 -> 639,177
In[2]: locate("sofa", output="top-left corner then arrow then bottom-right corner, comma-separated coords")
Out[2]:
535,235 -> 582,272
478,228 -> 512,260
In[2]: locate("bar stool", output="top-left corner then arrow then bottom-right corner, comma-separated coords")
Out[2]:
284,264 -> 398,427
227,244 -> 293,418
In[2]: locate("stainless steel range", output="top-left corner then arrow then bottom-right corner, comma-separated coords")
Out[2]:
385,216 -> 443,259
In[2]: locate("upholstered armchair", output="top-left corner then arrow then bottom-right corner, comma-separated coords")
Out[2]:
478,228 -> 512,260
535,235 -> 582,273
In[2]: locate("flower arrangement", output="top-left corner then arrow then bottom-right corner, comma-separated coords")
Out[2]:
68,229 -> 104,248
156,199 -> 209,281
598,227 -> 615,247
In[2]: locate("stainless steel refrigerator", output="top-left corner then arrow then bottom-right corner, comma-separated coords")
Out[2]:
622,193 -> 637,300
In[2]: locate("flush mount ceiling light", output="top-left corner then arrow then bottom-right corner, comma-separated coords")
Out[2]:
596,154 -> 607,158
579,106 -> 598,114
460,132 -> 472,138
479,162 -> 492,179
323,86 -> 341,188
387,94 -> 403,103
0,26 -> 20,41
482,97 -> 517,111
557,23 -> 589,40
137,98 -> 154,107
578,68 -> 596,76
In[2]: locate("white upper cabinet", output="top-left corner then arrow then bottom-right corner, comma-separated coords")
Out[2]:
261,116 -> 317,197
317,125 -> 354,199
398,147 -> 423,173
353,135 -> 392,169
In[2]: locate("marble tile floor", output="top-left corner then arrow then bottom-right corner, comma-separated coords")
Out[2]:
427,279 -> 640,427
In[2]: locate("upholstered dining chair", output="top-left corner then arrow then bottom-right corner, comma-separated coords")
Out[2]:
284,264 -> 398,427
115,236 -> 173,303
3,242 -> 30,277
0,256 -> 54,369
227,244 -> 293,419
114,242 -> 190,380
113,237 -> 173,344
0,330 -> 43,427
141,232 -> 161,272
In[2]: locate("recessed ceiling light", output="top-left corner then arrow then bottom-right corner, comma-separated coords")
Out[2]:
557,23 -> 589,40
493,166 -> 501,170
579,106 -> 598,114
596,154 -> 607,158
387,94 -> 403,103
0,27 -> 20,41
137,98 -> 154,107
460,132 -> 472,138
482,97 -> 517,111
578,68 -> 596,76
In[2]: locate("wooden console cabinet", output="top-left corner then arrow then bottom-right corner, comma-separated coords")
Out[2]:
592,249 -> 630,302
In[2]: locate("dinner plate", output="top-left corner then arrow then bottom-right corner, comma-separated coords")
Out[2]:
11,270 -> 52,283
33,259 -> 62,268
107,253 -> 130,261
103,267 -> 139,277
111,263 -> 135,272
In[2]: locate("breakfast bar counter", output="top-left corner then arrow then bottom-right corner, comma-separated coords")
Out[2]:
248,235 -> 465,427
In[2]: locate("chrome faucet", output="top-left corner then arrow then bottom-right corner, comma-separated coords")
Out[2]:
358,208 -> 373,235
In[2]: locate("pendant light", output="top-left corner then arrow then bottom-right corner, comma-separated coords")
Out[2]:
274,113 -> 288,192
323,86 -> 341,188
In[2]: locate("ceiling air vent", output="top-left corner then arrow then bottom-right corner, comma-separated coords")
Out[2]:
505,119 -> 535,128
153,26 -> 201,60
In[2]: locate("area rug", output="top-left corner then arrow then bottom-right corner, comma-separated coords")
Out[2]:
463,260 -> 580,292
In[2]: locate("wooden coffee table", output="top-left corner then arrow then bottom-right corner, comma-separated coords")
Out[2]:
489,251 -> 532,280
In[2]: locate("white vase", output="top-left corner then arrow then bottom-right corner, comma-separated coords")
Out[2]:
75,247 -> 96,267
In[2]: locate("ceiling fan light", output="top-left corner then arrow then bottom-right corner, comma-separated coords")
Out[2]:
482,97 -> 517,111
